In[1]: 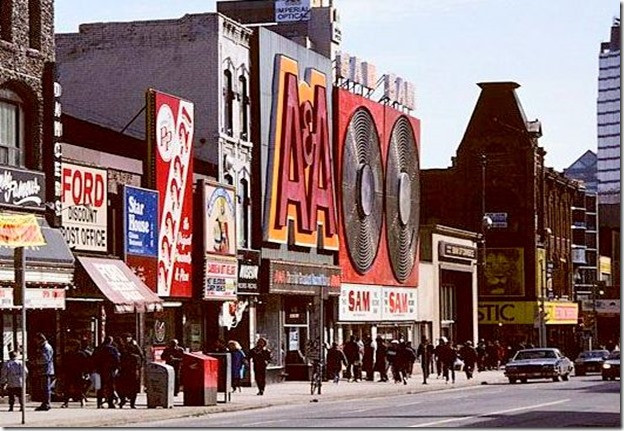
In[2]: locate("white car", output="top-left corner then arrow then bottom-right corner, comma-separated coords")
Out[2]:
504,348 -> 574,384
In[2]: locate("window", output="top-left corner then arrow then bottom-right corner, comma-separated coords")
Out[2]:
0,88 -> 25,167
239,75 -> 249,140
223,70 -> 233,136
238,178 -> 250,248
1,0 -> 12,42
28,0 -> 41,49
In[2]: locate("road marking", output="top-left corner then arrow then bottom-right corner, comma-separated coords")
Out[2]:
241,419 -> 290,426
409,398 -> 570,427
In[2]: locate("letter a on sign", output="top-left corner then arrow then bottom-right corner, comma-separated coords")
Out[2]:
265,55 -> 338,251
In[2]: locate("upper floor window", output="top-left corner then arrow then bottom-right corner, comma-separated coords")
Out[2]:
28,0 -> 41,49
0,88 -> 25,167
1,0 -> 13,42
223,70 -> 233,136
239,75 -> 249,141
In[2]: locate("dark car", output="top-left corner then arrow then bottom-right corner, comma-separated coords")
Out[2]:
601,351 -> 620,381
574,350 -> 610,376
504,348 -> 573,384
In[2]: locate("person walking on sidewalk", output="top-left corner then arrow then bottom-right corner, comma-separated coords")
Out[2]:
227,340 -> 247,393
458,341 -> 478,380
416,337 -> 434,384
434,338 -> 446,379
249,338 -> 271,395
326,342 -> 347,383
117,334 -> 144,409
343,336 -> 361,382
0,350 -> 27,411
161,339 -> 184,397
362,336 -> 375,381
439,339 -> 458,384
33,332 -> 54,411
61,339 -> 89,408
93,336 -> 121,409
374,336 -> 389,382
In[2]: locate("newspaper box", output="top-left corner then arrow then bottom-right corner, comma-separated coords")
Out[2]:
181,352 -> 218,406
145,361 -> 175,408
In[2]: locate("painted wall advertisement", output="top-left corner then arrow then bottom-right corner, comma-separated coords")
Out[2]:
339,284 -> 417,322
146,89 -> 194,297
60,162 -> 107,252
203,181 -> 236,256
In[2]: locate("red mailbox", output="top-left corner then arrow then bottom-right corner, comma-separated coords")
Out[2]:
181,352 -> 218,406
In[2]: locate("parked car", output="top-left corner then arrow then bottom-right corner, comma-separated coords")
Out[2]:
601,351 -> 620,381
504,348 -> 573,384
574,350 -> 610,376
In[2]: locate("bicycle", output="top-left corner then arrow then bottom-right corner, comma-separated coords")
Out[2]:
310,359 -> 323,395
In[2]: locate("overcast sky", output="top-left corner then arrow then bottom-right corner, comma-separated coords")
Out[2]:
54,0 -> 620,171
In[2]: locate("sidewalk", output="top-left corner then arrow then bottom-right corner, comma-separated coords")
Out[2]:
0,370 -> 507,428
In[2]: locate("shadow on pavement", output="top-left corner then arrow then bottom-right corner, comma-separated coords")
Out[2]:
462,410 -> 621,428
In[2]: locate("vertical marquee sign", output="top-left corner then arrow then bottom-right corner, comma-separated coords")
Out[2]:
265,55 -> 339,251
146,89 -> 194,297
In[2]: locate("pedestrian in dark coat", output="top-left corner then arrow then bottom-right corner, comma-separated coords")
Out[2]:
117,334 -> 144,408
33,332 -> 54,411
416,338 -> 434,384
326,342 -> 347,383
161,339 -> 184,396
92,336 -> 121,409
404,341 -> 417,378
342,336 -> 360,381
439,340 -> 458,384
362,336 -> 375,381
374,336 -> 389,382
434,338 -> 446,378
476,339 -> 487,372
458,341 -> 478,379
61,339 -> 89,408
249,338 -> 271,395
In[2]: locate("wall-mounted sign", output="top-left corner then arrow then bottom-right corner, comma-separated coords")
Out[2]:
203,181 -> 236,256
265,55 -> 338,251
439,241 -> 477,261
485,212 -> 508,228
123,185 -> 158,257
274,0 -> 310,23
0,167 -> 45,209
339,284 -> 417,322
25,288 -> 65,309
269,260 -> 341,295
146,89 -> 194,297
382,287 -> 417,321
60,162 -> 107,252
237,249 -> 260,295
478,301 -> 536,325
126,254 -> 158,293
203,255 -> 237,301
483,248 -> 525,296
581,299 -> 620,315
545,302 -> 578,325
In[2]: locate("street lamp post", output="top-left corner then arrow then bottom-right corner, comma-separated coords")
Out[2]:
538,228 -> 552,348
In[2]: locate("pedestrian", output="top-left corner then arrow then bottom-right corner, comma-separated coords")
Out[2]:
32,332 -> 54,411
0,350 -> 27,411
404,341 -> 417,378
78,340 -> 93,404
249,338 -> 271,395
326,342 -> 347,383
386,339 -> 401,383
92,335 -> 121,409
374,336 -> 389,382
458,341 -> 478,380
476,339 -> 487,372
394,341 -> 411,385
362,336 -> 375,381
439,339 -> 457,384
416,337 -> 434,384
342,336 -> 360,382
434,338 -> 446,378
227,340 -> 247,392
485,340 -> 499,370
117,333 -> 144,409
61,339 -> 89,408
161,338 -> 184,397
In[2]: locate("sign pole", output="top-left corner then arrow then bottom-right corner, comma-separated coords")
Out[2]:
15,246 -> 26,425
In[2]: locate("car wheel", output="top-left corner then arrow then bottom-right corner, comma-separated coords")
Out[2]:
602,375 -> 608,381
520,378 -> 527,384
509,378 -> 517,384
561,373 -> 569,381
575,370 -> 585,376
552,376 -> 560,382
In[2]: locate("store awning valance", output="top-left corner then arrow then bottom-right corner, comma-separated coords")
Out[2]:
76,256 -> 163,313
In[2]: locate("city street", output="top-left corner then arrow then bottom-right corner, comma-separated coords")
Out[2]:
127,376 -> 620,428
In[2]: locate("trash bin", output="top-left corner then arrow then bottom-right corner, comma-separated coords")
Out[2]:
181,352 -> 218,406
145,362 -> 175,408
206,352 -> 232,403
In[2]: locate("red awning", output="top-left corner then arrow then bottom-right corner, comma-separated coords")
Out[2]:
76,256 -> 163,313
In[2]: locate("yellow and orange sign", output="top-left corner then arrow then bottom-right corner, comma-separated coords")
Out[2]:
0,214 -> 45,247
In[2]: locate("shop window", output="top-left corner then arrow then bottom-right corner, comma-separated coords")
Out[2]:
1,0 -> 12,42
0,88 -> 25,167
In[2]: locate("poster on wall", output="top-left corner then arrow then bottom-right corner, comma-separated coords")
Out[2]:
60,162 -> 107,252
146,89 -> 194,298
203,181 -> 236,256
204,255 -> 237,300
483,248 -> 525,296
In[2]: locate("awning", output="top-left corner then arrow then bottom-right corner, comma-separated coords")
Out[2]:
0,219 -> 74,284
75,256 -> 163,313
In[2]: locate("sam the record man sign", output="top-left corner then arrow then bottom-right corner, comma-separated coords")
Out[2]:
203,180 -> 237,300
146,89 -> 194,297
60,162 -> 107,252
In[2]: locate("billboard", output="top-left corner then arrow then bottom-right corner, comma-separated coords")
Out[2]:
483,248 -> 525,296
146,89 -> 194,297
60,162 -> 107,252
339,284 -> 417,322
123,185 -> 159,257
203,181 -> 236,256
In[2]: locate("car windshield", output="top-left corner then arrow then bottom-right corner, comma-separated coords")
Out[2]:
514,350 -> 557,360
579,351 -> 608,359
607,351 -> 620,360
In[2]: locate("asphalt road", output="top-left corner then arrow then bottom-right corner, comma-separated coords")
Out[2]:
127,375 -> 621,428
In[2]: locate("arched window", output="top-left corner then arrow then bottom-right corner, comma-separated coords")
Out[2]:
238,177 -> 250,248
0,88 -> 25,167
223,70 -> 233,136
239,75 -> 249,140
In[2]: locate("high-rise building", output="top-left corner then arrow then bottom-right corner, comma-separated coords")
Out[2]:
596,17 -> 620,208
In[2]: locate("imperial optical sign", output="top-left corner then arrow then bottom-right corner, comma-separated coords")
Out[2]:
60,162 -> 107,252
275,0 -> 310,22
123,186 -> 158,257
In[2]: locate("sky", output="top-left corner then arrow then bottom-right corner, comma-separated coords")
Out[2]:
54,0 -> 620,171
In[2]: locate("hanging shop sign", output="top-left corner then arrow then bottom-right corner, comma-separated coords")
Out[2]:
203,255 -> 237,301
60,162 -> 108,252
0,167 -> 45,209
0,213 -> 45,247
146,89 -> 194,297
237,249 -> 260,295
